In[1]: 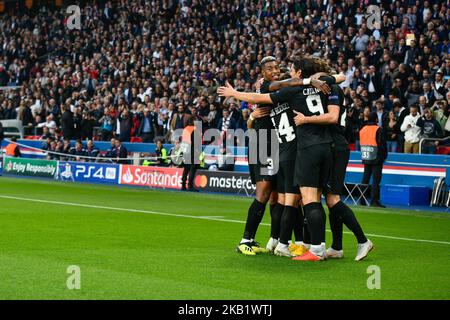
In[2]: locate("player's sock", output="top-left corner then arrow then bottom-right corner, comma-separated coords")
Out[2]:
328,205 -> 343,251
252,202 -> 268,239
333,201 -> 368,244
243,199 -> 266,240
279,206 -> 297,245
303,202 -> 326,245
303,217 -> 311,248
269,203 -> 283,240
293,206 -> 304,242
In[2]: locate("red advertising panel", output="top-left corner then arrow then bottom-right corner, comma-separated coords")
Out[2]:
119,165 -> 183,189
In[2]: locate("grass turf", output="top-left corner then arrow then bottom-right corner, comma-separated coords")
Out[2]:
0,176 -> 449,300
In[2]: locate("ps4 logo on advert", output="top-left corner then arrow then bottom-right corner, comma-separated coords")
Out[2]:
59,163 -> 117,181
74,165 -> 116,180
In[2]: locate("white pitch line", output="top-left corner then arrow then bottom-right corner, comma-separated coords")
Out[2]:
1,195 -> 449,246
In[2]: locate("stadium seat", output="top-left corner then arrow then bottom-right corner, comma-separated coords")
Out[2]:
130,137 -> 143,143
436,146 -> 450,155
0,120 -> 24,139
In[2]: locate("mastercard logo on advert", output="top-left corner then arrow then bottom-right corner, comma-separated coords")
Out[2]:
194,175 -> 208,188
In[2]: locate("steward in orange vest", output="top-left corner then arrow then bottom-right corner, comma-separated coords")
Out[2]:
180,118 -> 202,191
359,117 -> 387,164
5,137 -> 21,158
359,112 -> 387,207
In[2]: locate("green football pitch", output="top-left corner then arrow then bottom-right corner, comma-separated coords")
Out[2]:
0,176 -> 449,300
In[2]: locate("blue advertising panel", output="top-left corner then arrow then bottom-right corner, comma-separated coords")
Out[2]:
57,161 -> 120,185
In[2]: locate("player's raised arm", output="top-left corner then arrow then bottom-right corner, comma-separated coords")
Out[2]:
311,72 -> 346,84
294,84 -> 341,126
217,82 -> 273,105
268,77 -> 331,94
294,105 -> 340,126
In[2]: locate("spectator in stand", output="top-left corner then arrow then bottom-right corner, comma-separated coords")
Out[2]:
80,111 -> 96,141
105,138 -> 117,160
60,105 -> 74,140
46,140 -> 59,161
401,104 -> 422,153
114,139 -> 128,164
118,108 -> 133,142
170,104 -> 192,140
217,108 -> 237,144
189,105 -> 203,125
354,106 -> 371,151
375,99 -> 389,131
69,141 -> 87,162
363,65 -> 382,102
431,100 -> 449,132
86,140 -> 100,160
138,108 -> 157,143
0,0 -> 447,150
417,107 -> 443,154
37,115 -> 57,136
422,82 -> 436,106
433,70 -> 447,100
417,96 -> 429,115
62,139 -> 71,159
405,80 -> 421,107
18,101 -> 34,135
40,126 -> 54,141
239,109 -> 251,131
99,108 -> 114,142
386,111 -> 400,153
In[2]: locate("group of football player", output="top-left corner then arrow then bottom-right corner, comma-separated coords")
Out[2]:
217,56 -> 373,261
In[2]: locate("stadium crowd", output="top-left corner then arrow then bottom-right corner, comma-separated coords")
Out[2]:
0,0 -> 449,155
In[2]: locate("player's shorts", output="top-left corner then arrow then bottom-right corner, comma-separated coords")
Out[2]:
324,147 -> 350,195
249,161 -> 277,186
277,159 -> 300,194
294,143 -> 332,189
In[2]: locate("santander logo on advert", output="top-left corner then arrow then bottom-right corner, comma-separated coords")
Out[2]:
120,165 -> 183,189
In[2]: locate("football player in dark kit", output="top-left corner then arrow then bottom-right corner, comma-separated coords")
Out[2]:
218,57 -> 341,261
253,65 -> 343,258
294,72 -> 373,261
234,56 -> 279,255
235,56 -> 332,256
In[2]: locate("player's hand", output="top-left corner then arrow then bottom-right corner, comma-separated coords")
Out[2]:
311,72 -> 328,81
217,82 -> 236,97
251,107 -> 270,119
311,78 -> 331,94
255,78 -> 264,91
294,110 -> 307,126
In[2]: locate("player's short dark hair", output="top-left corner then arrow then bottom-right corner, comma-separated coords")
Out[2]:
291,55 -> 332,78
292,56 -> 316,78
260,56 -> 276,67
368,112 -> 378,123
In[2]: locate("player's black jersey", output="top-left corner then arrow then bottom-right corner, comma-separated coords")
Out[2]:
270,86 -> 333,149
253,80 -> 274,131
329,85 -> 349,150
251,80 -> 277,165
269,102 -> 296,161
